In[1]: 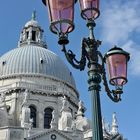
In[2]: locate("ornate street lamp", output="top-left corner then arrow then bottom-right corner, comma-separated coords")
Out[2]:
42,0 -> 130,140
42,0 -> 77,45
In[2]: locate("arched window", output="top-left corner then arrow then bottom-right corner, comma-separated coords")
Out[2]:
29,105 -> 37,128
26,31 -> 29,39
32,31 -> 36,41
44,108 -> 53,129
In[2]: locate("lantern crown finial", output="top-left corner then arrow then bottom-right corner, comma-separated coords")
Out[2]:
42,0 -> 78,5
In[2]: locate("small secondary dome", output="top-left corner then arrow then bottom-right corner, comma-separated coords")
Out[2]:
25,11 -> 39,28
25,19 -> 39,28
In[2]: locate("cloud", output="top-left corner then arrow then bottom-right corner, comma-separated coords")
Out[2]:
122,41 -> 140,75
100,0 -> 140,76
100,0 -> 140,44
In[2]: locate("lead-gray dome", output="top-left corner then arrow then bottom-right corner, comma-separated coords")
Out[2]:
0,45 -> 76,87
0,12 -> 76,88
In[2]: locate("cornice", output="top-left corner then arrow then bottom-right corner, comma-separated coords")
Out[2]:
0,82 -> 79,108
0,74 -> 79,98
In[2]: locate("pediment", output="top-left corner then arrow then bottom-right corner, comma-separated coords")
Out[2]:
27,129 -> 73,140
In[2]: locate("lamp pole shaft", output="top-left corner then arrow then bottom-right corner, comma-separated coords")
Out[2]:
88,64 -> 103,140
87,21 -> 103,140
91,89 -> 103,140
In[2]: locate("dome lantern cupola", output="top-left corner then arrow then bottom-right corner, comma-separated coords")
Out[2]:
18,11 -> 47,48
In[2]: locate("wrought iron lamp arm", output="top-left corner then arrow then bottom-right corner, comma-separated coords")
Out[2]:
61,44 -> 87,71
97,51 -> 122,102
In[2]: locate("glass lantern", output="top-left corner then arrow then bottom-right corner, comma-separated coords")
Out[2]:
42,0 -> 77,44
105,47 -> 130,87
79,0 -> 100,20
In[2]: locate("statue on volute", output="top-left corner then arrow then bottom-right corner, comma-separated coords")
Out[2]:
20,89 -> 31,128
58,95 -> 73,131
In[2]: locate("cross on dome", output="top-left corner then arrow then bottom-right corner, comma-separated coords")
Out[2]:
32,10 -> 36,21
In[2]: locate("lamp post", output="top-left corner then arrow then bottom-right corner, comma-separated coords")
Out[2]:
41,0 -> 130,140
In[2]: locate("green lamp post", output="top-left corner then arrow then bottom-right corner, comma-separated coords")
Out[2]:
42,0 -> 130,140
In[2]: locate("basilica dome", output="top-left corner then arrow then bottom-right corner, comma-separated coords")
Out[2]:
0,13 -> 76,88
0,45 -> 76,87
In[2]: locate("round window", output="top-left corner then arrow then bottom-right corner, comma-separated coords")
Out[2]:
51,134 -> 56,140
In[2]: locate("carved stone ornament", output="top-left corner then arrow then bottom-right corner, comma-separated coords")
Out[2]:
0,92 -> 9,127
58,96 -> 72,131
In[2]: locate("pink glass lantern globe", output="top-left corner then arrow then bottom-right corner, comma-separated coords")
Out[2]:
42,0 -> 77,45
104,47 -> 130,87
79,0 -> 100,20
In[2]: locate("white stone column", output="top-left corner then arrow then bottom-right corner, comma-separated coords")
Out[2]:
38,102 -> 44,129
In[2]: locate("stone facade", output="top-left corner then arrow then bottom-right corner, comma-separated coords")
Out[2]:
0,12 -> 125,140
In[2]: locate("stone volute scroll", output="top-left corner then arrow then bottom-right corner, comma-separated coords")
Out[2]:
20,89 -> 31,128
58,95 -> 73,131
0,92 -> 9,127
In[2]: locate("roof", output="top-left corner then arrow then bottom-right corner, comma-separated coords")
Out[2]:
0,45 -> 76,88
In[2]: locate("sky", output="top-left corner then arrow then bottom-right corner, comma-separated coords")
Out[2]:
0,0 -> 140,139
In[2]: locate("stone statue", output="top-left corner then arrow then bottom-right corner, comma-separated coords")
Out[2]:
28,118 -> 33,137
72,121 -> 76,131
102,118 -> 110,134
111,112 -> 118,135
22,89 -> 29,107
21,89 -> 31,128
75,100 -> 90,131
112,112 -> 117,124
0,92 -> 9,126
60,95 -> 68,112
58,96 -> 72,131
77,100 -> 85,115
106,122 -> 110,133
51,110 -> 57,129
71,121 -> 77,137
